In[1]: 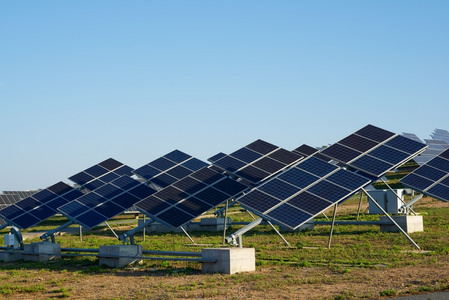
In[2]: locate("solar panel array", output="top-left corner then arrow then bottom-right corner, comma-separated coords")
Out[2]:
431,129 -> 449,144
135,166 -> 249,228
0,182 -> 84,229
0,194 -> 21,209
58,175 -> 157,228
238,156 -> 372,229
209,139 -> 303,185
320,124 -> 427,177
400,148 -> 449,202
3,190 -> 40,199
69,158 -> 134,191
133,150 -> 209,189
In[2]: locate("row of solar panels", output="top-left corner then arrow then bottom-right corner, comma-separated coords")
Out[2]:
1,124 -> 446,234
402,129 -> 449,166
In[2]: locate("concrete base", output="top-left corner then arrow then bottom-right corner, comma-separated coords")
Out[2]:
380,215 -> 424,233
201,248 -> 255,274
0,251 -> 23,262
23,242 -> 61,262
99,245 -> 142,268
279,220 -> 314,232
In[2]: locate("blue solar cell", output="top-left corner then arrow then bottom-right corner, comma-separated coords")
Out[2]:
47,197 -> 69,210
111,176 -> 140,190
94,201 -> 125,217
166,165 -> 193,179
133,165 -> 161,180
338,134 -> 379,153
258,179 -> 299,200
350,155 -> 393,177
440,176 -> 449,187
191,167 -> 224,185
69,172 -> 94,185
154,186 -> 189,205
307,180 -> 351,203
194,187 -> 229,206
439,149 -> 449,160
98,158 -> 123,171
135,195 -> 171,215
173,177 -> 207,195
127,184 -> 156,199
76,210 -> 107,228
84,179 -> 106,191
181,158 -> 209,171
238,190 -> 281,214
400,173 -> 434,192
164,150 -> 192,163
268,148 -> 302,165
367,145 -> 410,165
427,184 -> 449,202
99,172 -> 120,183
413,165 -> 447,182
95,184 -> 123,199
277,168 -> 320,189
251,157 -> 285,174
325,169 -> 370,191
211,178 -> 248,197
32,189 -> 58,203
230,148 -> 262,163
0,205 -> 23,220
61,189 -> 83,201
29,206 -> 55,221
208,152 -> 227,163
176,197 -> 211,217
84,165 -> 108,177
235,166 -> 271,184
287,191 -> 333,215
320,143 -> 362,163
59,201 -> 86,218
293,144 -> 318,157
266,204 -> 313,229
296,157 -> 339,177
111,192 -> 140,208
15,198 -> 41,211
150,173 -> 178,188
48,182 -> 74,195
355,124 -> 395,143
246,139 -> 278,155
114,165 -> 134,176
426,157 -> 449,173
213,156 -> 247,172
385,135 -> 426,155
149,157 -> 176,171
156,206 -> 194,228
12,213 -> 41,229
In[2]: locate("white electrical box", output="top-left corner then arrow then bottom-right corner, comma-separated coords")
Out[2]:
367,189 -> 405,214
4,233 -> 19,248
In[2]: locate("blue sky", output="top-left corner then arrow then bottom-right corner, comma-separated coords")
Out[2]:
1,1 -> 448,190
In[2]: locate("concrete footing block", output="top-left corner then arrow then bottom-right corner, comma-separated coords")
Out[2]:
279,220 -> 314,232
201,248 -> 255,274
23,242 -> 61,262
0,252 -> 23,262
380,215 -> 424,233
198,218 -> 231,232
99,245 -> 142,268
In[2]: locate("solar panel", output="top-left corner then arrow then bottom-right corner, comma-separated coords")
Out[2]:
135,166 -> 249,228
0,194 -> 21,208
69,158 -> 134,191
58,175 -> 157,228
210,139 -> 303,185
133,149 -> 209,188
3,190 -> 40,199
0,182 -> 84,229
401,148 -> 449,202
237,156 -> 372,230
292,144 -> 319,157
402,133 -> 423,144
320,124 -> 427,177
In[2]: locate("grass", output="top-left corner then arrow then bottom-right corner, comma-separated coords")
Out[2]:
0,195 -> 448,299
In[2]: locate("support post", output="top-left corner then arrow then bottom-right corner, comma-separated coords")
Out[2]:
266,220 -> 290,247
180,226 -> 195,244
362,188 -> 421,251
104,221 -> 118,239
328,203 -> 338,249
356,192 -> 363,220
222,200 -> 229,245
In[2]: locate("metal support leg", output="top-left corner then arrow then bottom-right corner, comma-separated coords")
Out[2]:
222,200 -> 229,245
356,192 -> 363,220
79,225 -> 83,242
362,188 -> 421,251
104,222 -> 118,239
266,220 -> 290,247
143,215 -> 146,242
180,226 -> 195,244
328,203 -> 338,249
